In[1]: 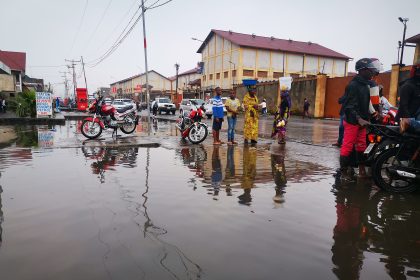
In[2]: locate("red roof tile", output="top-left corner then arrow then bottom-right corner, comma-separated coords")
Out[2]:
406,33 -> 420,43
197,29 -> 350,60
0,50 -> 26,72
178,67 -> 200,76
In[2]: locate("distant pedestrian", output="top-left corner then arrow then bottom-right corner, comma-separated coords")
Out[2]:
260,98 -> 267,116
0,98 -> 3,113
332,93 -> 347,147
272,86 -> 291,144
2,99 -> 6,113
55,97 -> 60,112
243,85 -> 259,144
225,90 -> 241,145
212,87 -> 224,145
303,98 -> 310,119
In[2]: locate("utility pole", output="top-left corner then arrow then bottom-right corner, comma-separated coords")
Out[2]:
65,59 -> 81,101
398,17 -> 409,66
175,63 -> 179,102
59,71 -> 69,98
81,56 -> 88,92
141,0 -> 151,133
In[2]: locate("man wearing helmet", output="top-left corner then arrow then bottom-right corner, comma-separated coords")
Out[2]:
339,58 -> 377,181
399,62 -> 420,133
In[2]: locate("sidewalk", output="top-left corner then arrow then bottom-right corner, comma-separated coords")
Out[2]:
0,111 -> 65,125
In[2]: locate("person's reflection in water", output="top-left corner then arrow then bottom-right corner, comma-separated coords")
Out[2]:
271,146 -> 287,207
224,145 -> 236,196
211,146 -> 222,198
239,146 -> 257,205
331,183 -> 370,279
0,184 -> 3,248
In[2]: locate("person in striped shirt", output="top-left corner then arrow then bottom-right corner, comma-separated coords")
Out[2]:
212,87 -> 225,145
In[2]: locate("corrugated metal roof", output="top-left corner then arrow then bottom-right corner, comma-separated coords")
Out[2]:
110,70 -> 170,85
406,33 -> 420,43
0,50 -> 26,72
197,29 -> 351,60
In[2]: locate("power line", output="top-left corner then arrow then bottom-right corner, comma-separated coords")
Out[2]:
82,0 -> 113,53
146,0 -> 173,10
69,0 -> 89,56
86,9 -> 144,67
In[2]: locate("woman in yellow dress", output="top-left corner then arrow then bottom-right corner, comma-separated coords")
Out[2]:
243,86 -> 259,144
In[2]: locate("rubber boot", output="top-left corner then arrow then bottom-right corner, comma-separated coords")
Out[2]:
357,152 -> 368,178
339,156 -> 354,182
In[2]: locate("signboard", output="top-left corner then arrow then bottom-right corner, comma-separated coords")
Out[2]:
38,128 -> 54,148
36,92 -> 53,117
279,77 -> 293,91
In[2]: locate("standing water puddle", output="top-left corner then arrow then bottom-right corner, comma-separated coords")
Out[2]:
0,122 -> 419,279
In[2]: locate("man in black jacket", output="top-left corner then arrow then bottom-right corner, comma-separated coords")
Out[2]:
399,62 -> 420,133
339,58 -> 377,181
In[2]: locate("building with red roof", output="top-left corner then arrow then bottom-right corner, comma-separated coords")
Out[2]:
0,50 -> 26,94
197,29 -> 351,89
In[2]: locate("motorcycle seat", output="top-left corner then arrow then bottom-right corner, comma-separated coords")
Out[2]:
116,105 -> 134,113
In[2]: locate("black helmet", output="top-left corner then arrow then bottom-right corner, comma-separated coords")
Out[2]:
355,58 -> 378,72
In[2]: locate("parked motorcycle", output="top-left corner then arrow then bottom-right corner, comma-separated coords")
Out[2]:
370,125 -> 420,193
175,102 -> 208,144
81,95 -> 139,139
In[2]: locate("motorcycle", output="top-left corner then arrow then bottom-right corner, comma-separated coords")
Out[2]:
370,125 -> 420,193
175,102 -> 208,144
81,95 -> 139,139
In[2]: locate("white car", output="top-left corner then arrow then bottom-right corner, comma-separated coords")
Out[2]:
179,99 -> 205,116
112,100 -> 130,110
152,97 -> 176,114
204,97 -> 227,119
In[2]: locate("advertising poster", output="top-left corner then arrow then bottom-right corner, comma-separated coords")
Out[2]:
36,92 -> 53,117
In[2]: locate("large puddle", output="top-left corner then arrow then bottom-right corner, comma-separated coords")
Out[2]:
0,123 -> 419,279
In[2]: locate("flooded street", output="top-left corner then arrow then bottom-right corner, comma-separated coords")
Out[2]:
0,121 -> 419,279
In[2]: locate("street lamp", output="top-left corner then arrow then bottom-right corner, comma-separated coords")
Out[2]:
398,17 -> 409,66
174,63 -> 180,103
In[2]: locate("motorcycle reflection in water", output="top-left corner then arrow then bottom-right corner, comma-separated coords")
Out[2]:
82,146 -> 139,183
331,183 -> 420,279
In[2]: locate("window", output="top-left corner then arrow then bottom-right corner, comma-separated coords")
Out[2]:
209,74 -> 213,80
216,73 -> 220,79
273,72 -> 284,78
257,71 -> 268,78
243,69 -> 254,76
232,70 -> 237,77
224,71 -> 228,78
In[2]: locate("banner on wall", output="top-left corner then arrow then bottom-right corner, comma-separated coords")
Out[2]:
36,92 -> 53,118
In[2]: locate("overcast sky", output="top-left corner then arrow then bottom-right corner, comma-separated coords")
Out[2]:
1,0 -> 419,97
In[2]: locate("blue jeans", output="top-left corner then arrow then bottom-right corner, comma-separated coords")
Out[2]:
337,114 -> 344,145
227,116 -> 237,141
409,118 -> 420,133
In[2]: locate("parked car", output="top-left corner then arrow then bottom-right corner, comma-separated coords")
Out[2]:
151,97 -> 176,114
179,99 -> 206,116
203,97 -> 228,119
104,98 -> 112,105
111,100 -> 129,110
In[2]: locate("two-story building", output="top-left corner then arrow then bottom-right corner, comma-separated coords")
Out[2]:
170,66 -> 202,100
197,29 -> 351,90
110,70 -> 172,101
0,50 -> 26,97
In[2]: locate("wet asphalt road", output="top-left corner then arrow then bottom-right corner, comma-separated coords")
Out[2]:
0,120 -> 418,280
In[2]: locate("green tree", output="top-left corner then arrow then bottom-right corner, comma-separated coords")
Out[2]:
8,90 -> 37,117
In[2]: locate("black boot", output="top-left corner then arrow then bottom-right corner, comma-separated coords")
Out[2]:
357,152 -> 368,178
339,156 -> 354,182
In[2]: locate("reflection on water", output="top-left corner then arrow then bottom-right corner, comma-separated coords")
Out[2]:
0,182 -> 3,249
331,184 -> 420,279
178,144 -> 330,206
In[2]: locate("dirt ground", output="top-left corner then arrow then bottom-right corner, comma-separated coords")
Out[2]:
0,126 -> 16,144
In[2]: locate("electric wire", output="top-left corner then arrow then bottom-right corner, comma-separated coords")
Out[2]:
146,0 -> 173,10
69,0 -> 89,56
82,0 -> 113,53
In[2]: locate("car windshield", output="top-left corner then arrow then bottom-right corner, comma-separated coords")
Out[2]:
158,98 -> 171,103
123,99 -> 132,103
191,99 -> 205,105
113,101 -> 124,105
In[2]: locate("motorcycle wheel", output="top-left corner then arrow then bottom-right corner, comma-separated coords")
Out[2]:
372,148 -> 418,193
81,119 -> 102,139
120,114 -> 137,134
188,123 -> 208,144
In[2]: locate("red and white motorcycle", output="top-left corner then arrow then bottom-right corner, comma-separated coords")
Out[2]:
81,95 -> 139,139
175,102 -> 208,144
